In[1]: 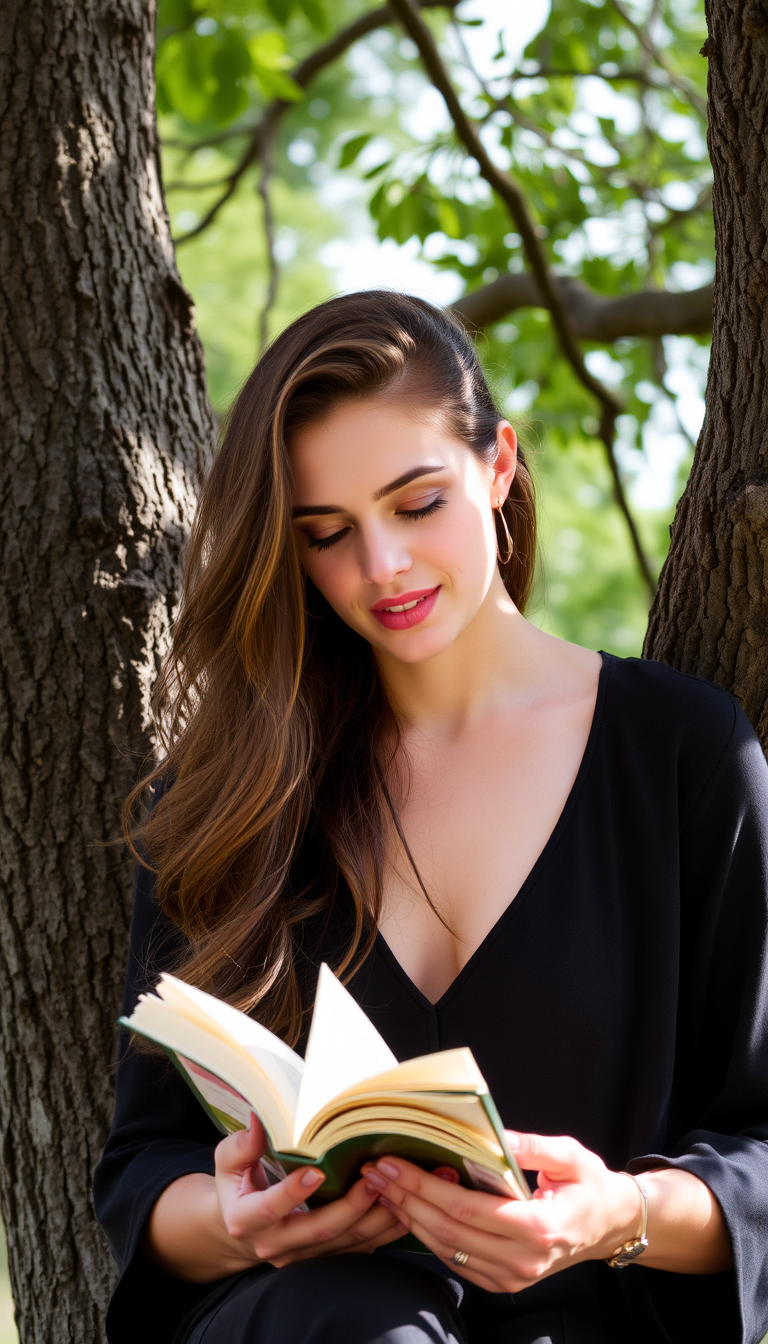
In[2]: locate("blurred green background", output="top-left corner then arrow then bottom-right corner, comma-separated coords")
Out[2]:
0,0 -> 713,1331
1,1236 -> 13,1344
156,0 -> 711,656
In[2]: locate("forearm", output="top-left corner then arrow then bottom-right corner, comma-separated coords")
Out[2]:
143,1172 -> 259,1282
630,1168 -> 733,1275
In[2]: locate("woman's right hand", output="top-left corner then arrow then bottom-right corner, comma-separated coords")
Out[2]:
214,1114 -> 406,1268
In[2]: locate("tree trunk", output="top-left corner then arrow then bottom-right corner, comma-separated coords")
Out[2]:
644,0 -> 768,742
0,3 -> 213,1341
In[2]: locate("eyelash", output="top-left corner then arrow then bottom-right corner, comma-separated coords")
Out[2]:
306,496 -> 446,552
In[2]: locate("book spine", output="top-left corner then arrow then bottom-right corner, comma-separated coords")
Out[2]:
477,1092 -> 530,1199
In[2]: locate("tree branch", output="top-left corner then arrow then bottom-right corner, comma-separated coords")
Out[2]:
647,183 -> 713,235
164,176 -> 233,192
386,0 -> 613,409
518,65 -> 657,85
163,126 -> 256,153
607,0 -> 707,119
174,0 -> 460,246
451,275 -> 713,341
387,0 -> 656,598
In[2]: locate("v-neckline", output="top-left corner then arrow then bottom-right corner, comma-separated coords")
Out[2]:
375,650 -> 613,1012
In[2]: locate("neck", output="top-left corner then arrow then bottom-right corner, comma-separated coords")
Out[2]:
374,575 -> 561,734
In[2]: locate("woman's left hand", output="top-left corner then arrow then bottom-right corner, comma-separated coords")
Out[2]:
361,1132 -> 644,1294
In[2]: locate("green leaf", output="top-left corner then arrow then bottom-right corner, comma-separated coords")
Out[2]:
255,68 -> 304,101
157,32 -> 212,123
157,23 -> 263,126
299,0 -> 328,31
249,28 -> 302,100
210,31 -> 252,122
157,0 -> 196,32
362,157 -> 393,180
338,132 -> 373,169
248,29 -> 295,71
263,0 -> 294,23
435,198 -> 461,238
212,28 -> 252,82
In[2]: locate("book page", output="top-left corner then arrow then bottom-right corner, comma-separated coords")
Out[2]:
123,1004 -> 294,1147
334,1047 -> 487,1100
303,1085 -> 500,1149
175,1054 -> 254,1133
156,974 -> 304,1113
293,964 -> 397,1143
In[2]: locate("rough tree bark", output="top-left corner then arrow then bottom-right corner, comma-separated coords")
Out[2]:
0,3 -> 213,1341
644,0 -> 768,740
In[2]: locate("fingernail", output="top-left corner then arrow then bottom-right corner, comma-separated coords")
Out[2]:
377,1160 -> 400,1179
365,1171 -> 387,1190
433,1166 -> 460,1183
506,1132 -> 521,1149
378,1196 -> 395,1210
300,1168 -> 324,1187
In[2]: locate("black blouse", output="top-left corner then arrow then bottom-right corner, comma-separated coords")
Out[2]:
93,654 -> 768,1344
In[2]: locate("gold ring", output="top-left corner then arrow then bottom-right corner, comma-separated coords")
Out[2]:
452,1249 -> 470,1267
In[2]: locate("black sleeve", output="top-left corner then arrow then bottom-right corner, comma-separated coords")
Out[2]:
630,703 -> 768,1344
92,859 -> 224,1344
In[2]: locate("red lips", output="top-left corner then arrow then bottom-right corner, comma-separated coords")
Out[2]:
370,587 -> 438,612
370,586 -> 441,631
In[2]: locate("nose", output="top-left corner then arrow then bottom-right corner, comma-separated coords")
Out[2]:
357,525 -> 412,587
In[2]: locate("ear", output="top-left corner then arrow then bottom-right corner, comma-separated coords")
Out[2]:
490,422 -> 518,504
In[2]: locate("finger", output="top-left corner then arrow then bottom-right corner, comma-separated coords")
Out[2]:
431,1166 -> 461,1183
215,1115 -> 267,1178
217,1159 -> 328,1240
272,1207 -> 408,1266
387,1209 -> 528,1294
504,1132 -> 588,1179
375,1182 -> 529,1274
397,1201 -> 555,1295
257,1176 -> 384,1256
214,1116 -> 271,1197
369,1158 -> 558,1247
365,1159 -> 514,1237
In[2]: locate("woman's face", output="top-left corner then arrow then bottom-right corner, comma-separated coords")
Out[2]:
290,398 -> 518,665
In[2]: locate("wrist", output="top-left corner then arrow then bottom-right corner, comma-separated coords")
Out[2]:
603,1172 -> 649,1268
213,1187 -> 263,1273
593,1171 -> 646,1262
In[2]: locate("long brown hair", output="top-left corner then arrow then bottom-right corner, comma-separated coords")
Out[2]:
126,290 -> 536,1044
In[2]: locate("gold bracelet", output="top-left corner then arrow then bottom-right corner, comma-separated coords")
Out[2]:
606,1172 -> 649,1268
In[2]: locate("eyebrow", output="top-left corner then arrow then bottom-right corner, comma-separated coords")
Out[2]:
292,466 -> 445,519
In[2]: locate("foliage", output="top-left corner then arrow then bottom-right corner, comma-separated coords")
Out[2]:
157,0 -> 304,122
156,0 -> 712,653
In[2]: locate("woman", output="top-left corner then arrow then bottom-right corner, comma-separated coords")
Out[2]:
94,291 -> 768,1344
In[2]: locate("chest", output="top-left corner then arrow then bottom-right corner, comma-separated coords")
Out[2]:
379,700 -> 596,1002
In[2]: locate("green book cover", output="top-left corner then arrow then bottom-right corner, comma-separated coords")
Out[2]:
120,964 -> 530,1234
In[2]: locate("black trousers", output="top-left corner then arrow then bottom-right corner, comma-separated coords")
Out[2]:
179,1251 -> 622,1344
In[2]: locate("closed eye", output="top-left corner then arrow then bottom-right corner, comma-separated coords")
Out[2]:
399,497 -> 446,521
305,496 -> 446,552
306,526 -> 351,552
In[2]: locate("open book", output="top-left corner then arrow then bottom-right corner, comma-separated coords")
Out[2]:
120,963 -> 529,1205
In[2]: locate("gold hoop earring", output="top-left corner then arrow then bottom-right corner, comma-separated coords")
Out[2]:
494,497 -> 514,565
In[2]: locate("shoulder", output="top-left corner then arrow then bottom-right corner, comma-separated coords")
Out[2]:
603,653 -> 739,735
600,653 -> 760,815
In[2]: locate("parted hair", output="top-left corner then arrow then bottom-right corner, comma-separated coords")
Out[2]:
125,290 -> 537,1044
